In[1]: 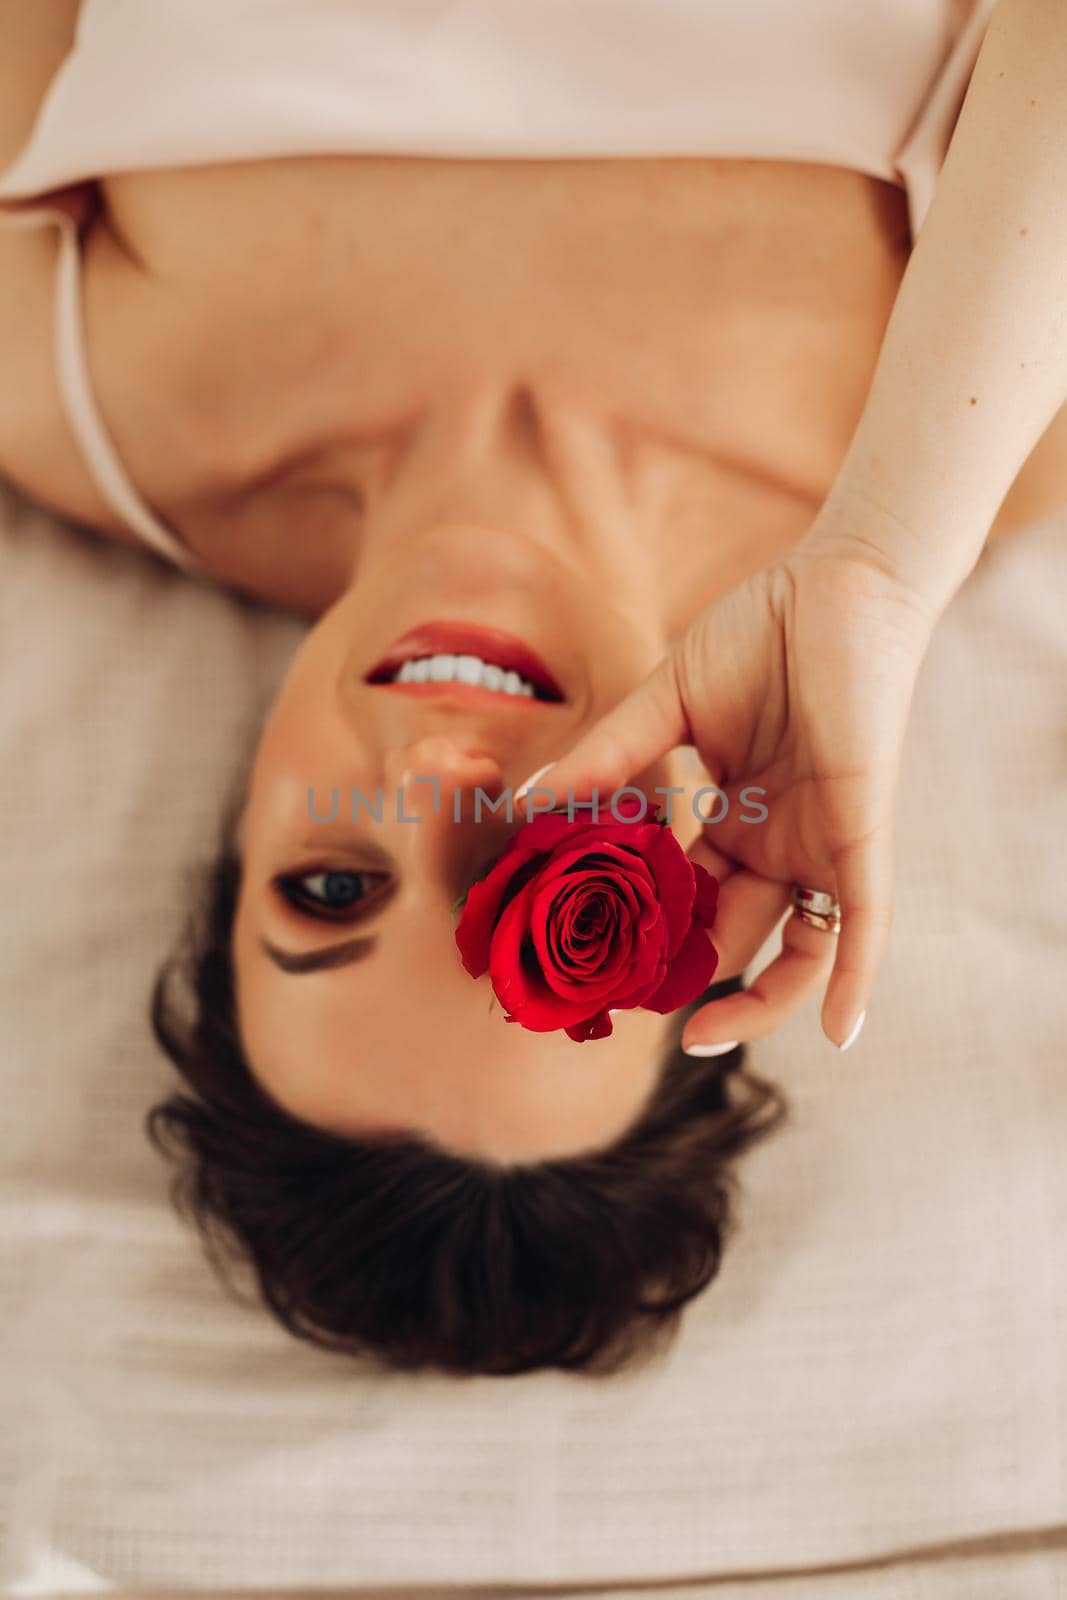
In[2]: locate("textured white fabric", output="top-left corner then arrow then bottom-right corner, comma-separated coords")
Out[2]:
11,1555 -> 1067,1600
0,0 -> 994,239
15,1554 -> 1067,1600
1,484 -> 1066,1595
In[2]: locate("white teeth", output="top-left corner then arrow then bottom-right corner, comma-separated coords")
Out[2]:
454,654 -> 483,685
389,652 -> 541,698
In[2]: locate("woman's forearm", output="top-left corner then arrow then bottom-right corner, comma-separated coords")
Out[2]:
809,0 -> 1067,608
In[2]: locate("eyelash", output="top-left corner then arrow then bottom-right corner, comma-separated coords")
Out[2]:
275,868 -> 392,922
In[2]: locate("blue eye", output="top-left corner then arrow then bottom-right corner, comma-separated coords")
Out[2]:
276,869 -> 391,920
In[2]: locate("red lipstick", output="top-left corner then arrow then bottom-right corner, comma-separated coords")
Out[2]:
364,621 -> 565,703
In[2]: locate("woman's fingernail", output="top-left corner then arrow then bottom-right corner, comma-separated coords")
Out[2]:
684,1040 -> 740,1058
515,762 -> 554,801
838,1010 -> 867,1052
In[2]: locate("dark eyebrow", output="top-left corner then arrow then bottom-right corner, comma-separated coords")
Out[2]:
259,935 -> 378,974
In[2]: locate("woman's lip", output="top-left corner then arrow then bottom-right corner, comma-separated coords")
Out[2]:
369,682 -> 552,710
364,621 -> 566,702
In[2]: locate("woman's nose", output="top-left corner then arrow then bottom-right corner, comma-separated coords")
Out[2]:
385,737 -> 506,822
385,738 -> 512,890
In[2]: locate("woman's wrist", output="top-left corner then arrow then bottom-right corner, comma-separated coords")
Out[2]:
795,475 -> 986,625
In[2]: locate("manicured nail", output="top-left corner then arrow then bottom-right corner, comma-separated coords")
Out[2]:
684,1040 -> 740,1058
838,1010 -> 867,1052
515,762 -> 554,801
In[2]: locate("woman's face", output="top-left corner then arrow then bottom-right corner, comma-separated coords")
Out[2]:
233,523 -> 701,1164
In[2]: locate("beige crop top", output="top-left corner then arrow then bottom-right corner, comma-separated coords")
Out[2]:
0,0 -> 997,574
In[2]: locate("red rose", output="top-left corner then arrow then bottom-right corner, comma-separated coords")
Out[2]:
454,801 -> 719,1042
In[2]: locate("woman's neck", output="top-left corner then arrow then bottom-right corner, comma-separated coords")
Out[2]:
69,154 -> 904,616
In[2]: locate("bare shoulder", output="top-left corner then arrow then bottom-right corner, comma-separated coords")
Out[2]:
0,0 -> 82,328
0,214 -> 136,542
0,0 -> 82,436
0,3 -> 135,534
0,1 -> 82,172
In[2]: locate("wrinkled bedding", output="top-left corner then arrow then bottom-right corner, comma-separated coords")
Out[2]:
1,482 -> 1065,1596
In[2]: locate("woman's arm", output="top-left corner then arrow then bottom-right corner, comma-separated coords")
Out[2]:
523,1 -> 1067,1055
808,0 -> 1067,603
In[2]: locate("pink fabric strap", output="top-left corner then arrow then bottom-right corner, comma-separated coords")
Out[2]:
52,215 -> 199,571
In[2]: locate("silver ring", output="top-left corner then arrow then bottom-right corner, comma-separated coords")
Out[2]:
792,884 -> 842,934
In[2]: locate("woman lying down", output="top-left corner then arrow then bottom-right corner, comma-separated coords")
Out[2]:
1,0 -> 1064,1374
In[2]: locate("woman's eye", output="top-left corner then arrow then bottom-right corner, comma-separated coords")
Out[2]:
275,869 -> 391,920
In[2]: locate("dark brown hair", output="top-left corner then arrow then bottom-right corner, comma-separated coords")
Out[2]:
147,832 -> 786,1377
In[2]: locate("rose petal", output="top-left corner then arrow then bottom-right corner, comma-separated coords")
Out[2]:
692,863 -> 720,928
531,871 -> 645,1000
564,1010 -> 615,1043
487,889 -> 623,1032
456,807 -> 724,1041
642,919 -> 720,1014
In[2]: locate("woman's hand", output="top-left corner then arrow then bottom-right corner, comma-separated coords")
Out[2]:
546,0 -> 1067,1055
523,0 -> 1067,1056
523,536 -> 943,1051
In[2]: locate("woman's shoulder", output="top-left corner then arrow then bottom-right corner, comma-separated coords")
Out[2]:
0,1 -> 81,177
0,0 -> 73,451
0,5 -> 126,533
